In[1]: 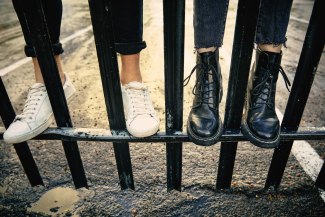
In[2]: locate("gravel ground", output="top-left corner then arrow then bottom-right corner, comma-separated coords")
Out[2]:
0,0 -> 324,216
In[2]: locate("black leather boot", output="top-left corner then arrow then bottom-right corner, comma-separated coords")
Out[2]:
184,50 -> 223,146
241,49 -> 291,148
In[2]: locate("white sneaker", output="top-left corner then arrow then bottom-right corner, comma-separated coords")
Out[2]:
121,82 -> 160,137
3,74 -> 76,144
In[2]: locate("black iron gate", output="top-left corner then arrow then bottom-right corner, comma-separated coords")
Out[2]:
0,0 -> 324,191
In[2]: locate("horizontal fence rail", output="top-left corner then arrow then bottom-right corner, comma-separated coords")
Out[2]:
0,0 -> 324,192
2,127 -> 325,142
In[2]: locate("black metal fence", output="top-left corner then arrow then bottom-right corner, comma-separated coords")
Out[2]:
0,0 -> 324,191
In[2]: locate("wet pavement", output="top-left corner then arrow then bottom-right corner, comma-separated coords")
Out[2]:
0,0 -> 324,216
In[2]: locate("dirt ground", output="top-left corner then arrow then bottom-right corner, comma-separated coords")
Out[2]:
0,0 -> 325,216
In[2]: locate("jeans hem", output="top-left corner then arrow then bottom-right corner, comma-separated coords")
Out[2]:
194,42 -> 223,49
115,41 -> 147,55
255,37 -> 287,48
24,42 -> 64,57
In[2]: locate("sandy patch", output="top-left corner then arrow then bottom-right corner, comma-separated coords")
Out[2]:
28,187 -> 80,216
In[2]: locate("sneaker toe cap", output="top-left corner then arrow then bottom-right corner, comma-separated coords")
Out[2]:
3,121 -> 31,143
127,115 -> 159,137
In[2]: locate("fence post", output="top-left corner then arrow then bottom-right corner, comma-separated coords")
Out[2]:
88,0 -> 134,190
265,0 -> 325,189
316,163 -> 325,189
216,0 -> 261,189
163,0 -> 185,191
20,0 -> 88,189
0,78 -> 43,186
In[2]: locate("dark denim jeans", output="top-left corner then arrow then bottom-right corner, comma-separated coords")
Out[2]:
12,0 -> 146,57
194,0 -> 293,48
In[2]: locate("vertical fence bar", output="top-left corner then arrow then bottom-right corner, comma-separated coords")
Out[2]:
265,0 -> 325,189
216,0 -> 261,189
20,0 -> 88,189
0,78 -> 43,186
316,162 -> 325,189
163,0 -> 185,191
88,0 -> 134,190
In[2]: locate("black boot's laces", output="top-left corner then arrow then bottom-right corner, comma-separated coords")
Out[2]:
184,63 -> 220,106
252,65 -> 291,109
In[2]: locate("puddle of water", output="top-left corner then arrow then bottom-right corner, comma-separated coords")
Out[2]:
27,187 -> 80,216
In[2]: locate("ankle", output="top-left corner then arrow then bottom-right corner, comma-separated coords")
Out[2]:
35,77 -> 44,84
120,72 -> 142,85
197,47 -> 217,54
35,73 -> 66,85
33,56 -> 66,85
258,44 -> 282,53
61,73 -> 66,85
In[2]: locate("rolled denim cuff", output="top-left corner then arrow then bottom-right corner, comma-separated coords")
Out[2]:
115,41 -> 147,55
255,37 -> 288,48
24,42 -> 64,57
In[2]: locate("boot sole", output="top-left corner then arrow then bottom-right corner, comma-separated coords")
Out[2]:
241,118 -> 280,149
187,116 -> 223,146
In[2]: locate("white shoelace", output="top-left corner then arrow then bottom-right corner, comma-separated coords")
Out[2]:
125,86 -> 154,118
15,85 -> 47,121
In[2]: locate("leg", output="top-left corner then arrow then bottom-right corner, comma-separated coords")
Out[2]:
193,0 -> 229,49
255,0 -> 293,48
120,53 -> 142,85
185,0 -> 229,146
35,0 -> 65,83
111,0 -> 146,85
241,0 -> 293,148
111,0 -> 159,137
12,0 -> 65,84
33,56 -> 65,84
256,0 -> 292,54
4,0 -> 75,144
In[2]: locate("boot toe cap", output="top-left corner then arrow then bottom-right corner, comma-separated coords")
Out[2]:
189,116 -> 220,138
249,117 -> 279,140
